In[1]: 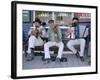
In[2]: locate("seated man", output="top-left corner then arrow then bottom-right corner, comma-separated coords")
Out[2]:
66,17 -> 86,62
44,20 -> 64,64
26,19 -> 45,61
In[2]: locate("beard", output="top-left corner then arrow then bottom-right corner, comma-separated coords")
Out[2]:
72,23 -> 78,27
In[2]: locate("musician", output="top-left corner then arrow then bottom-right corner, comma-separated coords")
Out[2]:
44,20 -> 64,64
66,17 -> 86,61
26,19 -> 45,61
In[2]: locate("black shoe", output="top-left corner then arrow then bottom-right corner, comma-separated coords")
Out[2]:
55,58 -> 61,63
80,56 -> 84,62
26,53 -> 34,61
44,59 -> 51,64
31,48 -> 34,55
75,51 -> 80,58
51,56 -> 56,62
60,57 -> 67,62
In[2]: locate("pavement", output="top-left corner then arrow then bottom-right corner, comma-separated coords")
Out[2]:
22,52 -> 90,70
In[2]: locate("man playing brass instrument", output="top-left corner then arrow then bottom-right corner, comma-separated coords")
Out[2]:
44,20 -> 64,64
26,19 -> 45,61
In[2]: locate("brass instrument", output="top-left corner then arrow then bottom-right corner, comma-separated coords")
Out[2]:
35,27 -> 40,38
53,25 -> 58,34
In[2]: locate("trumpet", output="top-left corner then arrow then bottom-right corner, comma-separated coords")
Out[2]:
35,28 -> 40,38
31,27 -> 39,38
53,25 -> 58,33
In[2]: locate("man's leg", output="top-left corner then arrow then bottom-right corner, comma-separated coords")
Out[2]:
67,39 -> 86,61
44,42 -> 56,63
55,42 -> 64,63
35,37 -> 44,46
26,36 -> 36,61
67,40 -> 78,54
56,42 -> 64,59
67,39 -> 82,59
79,39 -> 86,61
79,39 -> 86,56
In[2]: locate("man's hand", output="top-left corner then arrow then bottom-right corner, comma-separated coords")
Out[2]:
67,28 -> 73,33
65,28 -> 73,36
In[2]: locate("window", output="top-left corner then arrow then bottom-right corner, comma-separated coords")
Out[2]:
35,11 -> 52,25
22,10 -> 31,22
55,12 -> 72,26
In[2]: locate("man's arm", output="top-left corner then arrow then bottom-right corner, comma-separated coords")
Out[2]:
64,28 -> 73,37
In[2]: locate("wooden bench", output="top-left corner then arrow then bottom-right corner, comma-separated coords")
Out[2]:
24,38 -> 80,56
33,45 -> 80,62
24,38 -> 80,62
34,45 -> 80,54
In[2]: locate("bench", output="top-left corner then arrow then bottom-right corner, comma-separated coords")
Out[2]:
24,38 -> 80,62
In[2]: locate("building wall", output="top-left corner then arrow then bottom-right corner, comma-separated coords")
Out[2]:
23,11 -> 91,42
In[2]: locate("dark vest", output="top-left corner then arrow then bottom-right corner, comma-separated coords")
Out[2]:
74,25 -> 80,38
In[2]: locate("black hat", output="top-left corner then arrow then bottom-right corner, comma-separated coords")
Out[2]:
72,17 -> 79,21
35,18 -> 41,24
